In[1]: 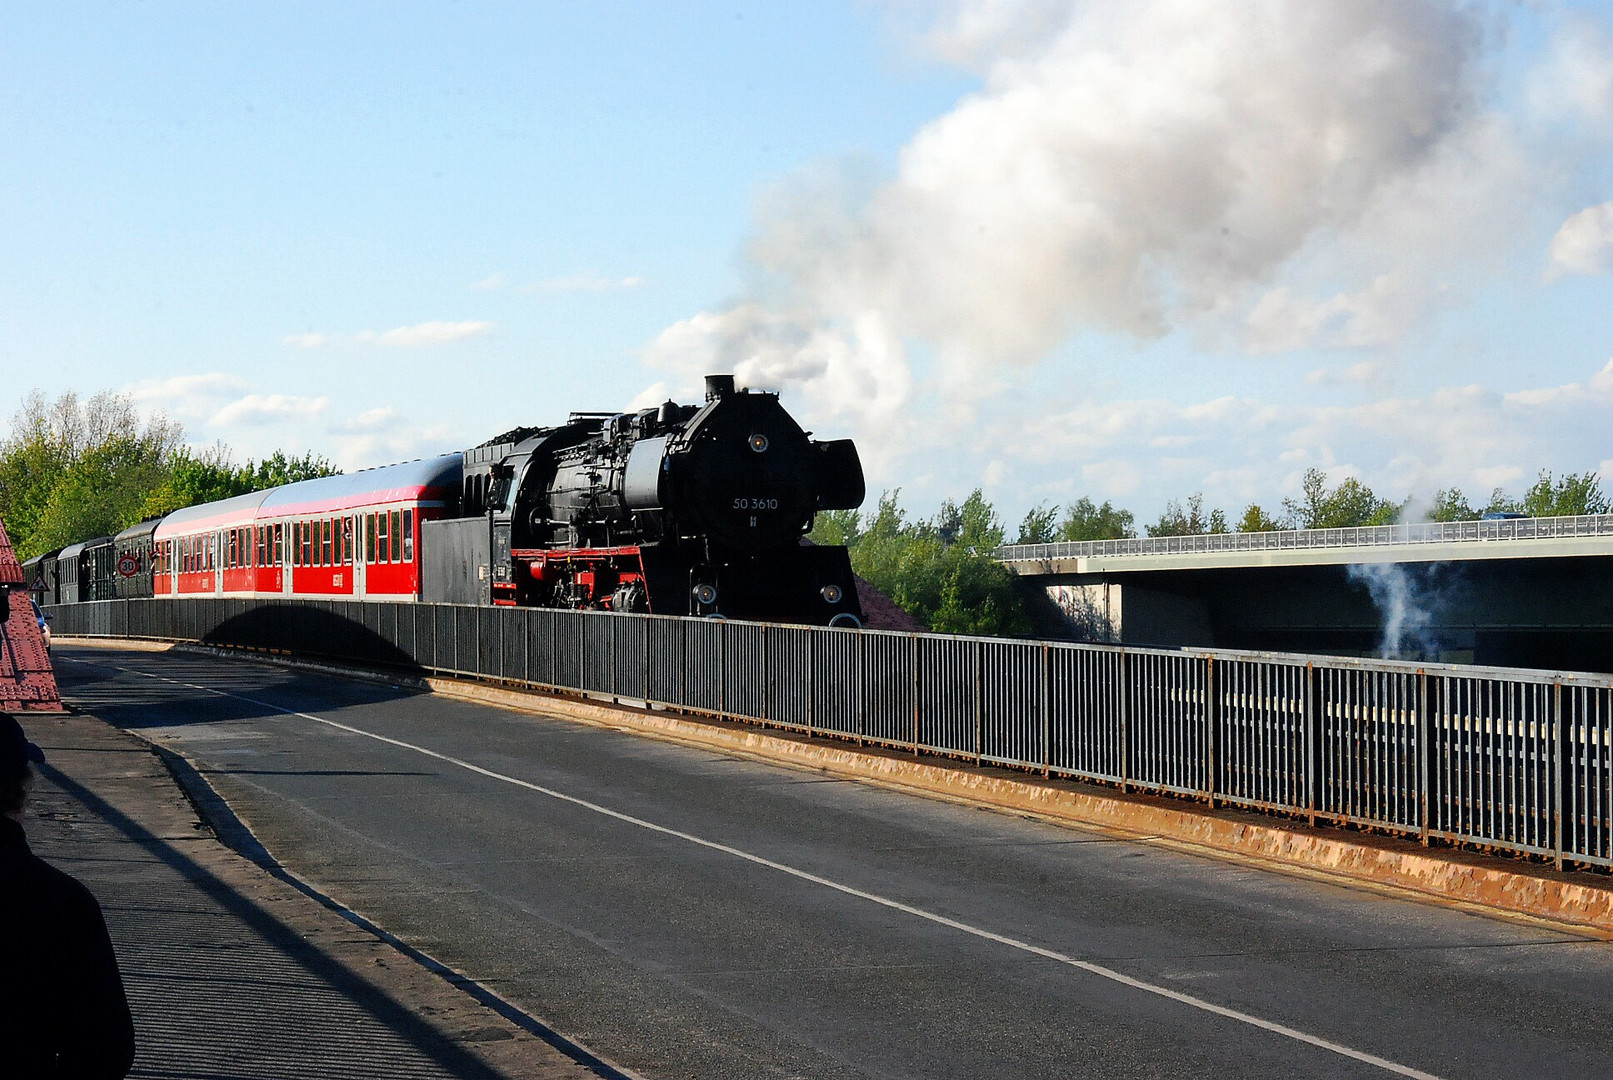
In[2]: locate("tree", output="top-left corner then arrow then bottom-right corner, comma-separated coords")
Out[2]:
809,508 -> 861,548
1282,469 -> 1401,529
1016,503 -> 1058,544
1,391 -> 183,557
1520,470 -> 1607,517
247,450 -> 341,489
1,389 -> 343,558
838,489 -> 1033,636
1058,497 -> 1135,541
1238,504 -> 1282,532
1429,488 -> 1476,522
1147,493 -> 1228,537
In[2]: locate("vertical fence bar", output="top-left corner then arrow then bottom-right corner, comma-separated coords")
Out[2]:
974,639 -> 984,766
1419,669 -> 1431,846
1119,649 -> 1131,793
1205,656 -> 1218,807
1556,680 -> 1566,869
1042,643 -> 1052,777
912,634 -> 921,755
806,627 -> 816,737
1305,663 -> 1319,826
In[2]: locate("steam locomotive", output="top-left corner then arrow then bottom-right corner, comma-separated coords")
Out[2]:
446,374 -> 866,624
24,376 -> 868,627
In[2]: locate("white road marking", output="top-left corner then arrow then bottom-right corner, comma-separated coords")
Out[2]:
73,654 -> 1445,1080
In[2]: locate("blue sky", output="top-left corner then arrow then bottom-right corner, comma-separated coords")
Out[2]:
5,1 -> 1613,530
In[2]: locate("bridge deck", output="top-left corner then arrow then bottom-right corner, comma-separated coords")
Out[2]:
998,513 -> 1613,573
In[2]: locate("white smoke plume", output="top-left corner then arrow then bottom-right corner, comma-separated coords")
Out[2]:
646,1 -> 1503,434
1347,562 -> 1448,659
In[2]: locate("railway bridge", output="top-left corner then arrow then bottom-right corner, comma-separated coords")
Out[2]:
997,514 -> 1613,671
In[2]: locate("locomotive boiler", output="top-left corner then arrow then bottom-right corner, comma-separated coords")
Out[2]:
441,375 -> 866,624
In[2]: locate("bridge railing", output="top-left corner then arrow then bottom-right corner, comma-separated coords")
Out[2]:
995,512 -> 1613,564
45,598 -> 1613,871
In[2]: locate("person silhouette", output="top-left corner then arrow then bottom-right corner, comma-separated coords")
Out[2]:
0,714 -> 136,1079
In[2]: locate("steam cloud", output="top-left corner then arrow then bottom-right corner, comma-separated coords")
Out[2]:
1347,562 -> 1448,659
646,1 -> 1498,435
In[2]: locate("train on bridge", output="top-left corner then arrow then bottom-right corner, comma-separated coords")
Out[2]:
22,376 -> 867,626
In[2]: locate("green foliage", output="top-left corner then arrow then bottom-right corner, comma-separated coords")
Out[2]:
822,489 -> 1033,637
1016,503 -> 1058,544
1520,470 -> 1608,517
1429,488 -> 1477,522
1484,487 -> 1521,515
1146,493 -> 1228,537
247,449 -> 341,489
1281,468 -> 1402,529
1237,504 -> 1283,532
808,508 -> 861,548
1058,497 -> 1136,541
0,390 -> 339,559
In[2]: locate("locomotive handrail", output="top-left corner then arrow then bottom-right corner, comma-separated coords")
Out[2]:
44,597 -> 1613,873
994,512 -> 1613,564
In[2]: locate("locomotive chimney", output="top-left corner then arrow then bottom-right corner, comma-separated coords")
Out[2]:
704,374 -> 735,402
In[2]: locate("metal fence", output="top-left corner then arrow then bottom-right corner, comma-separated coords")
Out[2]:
45,598 -> 1613,871
996,512 -> 1613,564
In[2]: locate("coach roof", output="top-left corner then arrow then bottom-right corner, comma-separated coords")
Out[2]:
257,454 -> 463,517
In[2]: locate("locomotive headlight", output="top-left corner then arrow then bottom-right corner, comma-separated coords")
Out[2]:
748,433 -> 769,453
692,583 -> 718,606
820,584 -> 843,604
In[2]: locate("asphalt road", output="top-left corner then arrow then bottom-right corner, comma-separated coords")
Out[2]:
54,644 -> 1613,1080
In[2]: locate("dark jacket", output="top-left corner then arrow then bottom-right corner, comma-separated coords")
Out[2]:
0,816 -> 136,1079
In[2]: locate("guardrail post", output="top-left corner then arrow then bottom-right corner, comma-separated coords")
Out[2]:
856,628 -> 866,746
1205,656 -> 1218,808
1119,649 -> 1131,794
974,639 -> 984,766
1305,663 -> 1319,827
1418,670 -> 1431,846
576,612 -> 585,695
807,628 -> 816,738
719,620 -> 727,721
1555,680 -> 1566,870
762,623 -> 771,724
1042,643 -> 1052,778
911,633 -> 920,756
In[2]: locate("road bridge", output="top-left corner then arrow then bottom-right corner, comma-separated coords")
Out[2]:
998,515 -> 1613,670
51,643 -> 1613,1079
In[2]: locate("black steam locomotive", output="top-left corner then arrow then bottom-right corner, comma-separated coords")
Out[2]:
436,375 -> 866,625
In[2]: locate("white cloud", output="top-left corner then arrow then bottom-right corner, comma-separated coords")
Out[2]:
282,332 -> 328,348
1547,202 -> 1613,279
469,273 -> 507,291
337,406 -> 399,433
961,357 -> 1613,520
1528,17 -> 1613,124
353,320 -> 493,347
209,394 -> 330,427
123,373 -> 250,419
522,273 -> 645,293
330,422 -> 463,471
1306,360 -> 1386,387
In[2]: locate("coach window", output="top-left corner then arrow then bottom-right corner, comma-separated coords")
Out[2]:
388,510 -> 401,563
229,530 -> 237,568
365,514 -> 376,563
376,512 -> 389,563
402,510 -> 414,562
273,523 -> 283,565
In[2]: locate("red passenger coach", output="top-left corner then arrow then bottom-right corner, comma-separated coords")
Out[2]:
152,455 -> 462,601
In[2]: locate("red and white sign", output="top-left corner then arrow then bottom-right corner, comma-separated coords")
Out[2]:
117,553 -> 141,577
